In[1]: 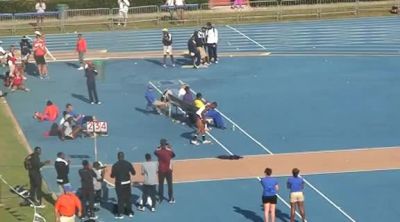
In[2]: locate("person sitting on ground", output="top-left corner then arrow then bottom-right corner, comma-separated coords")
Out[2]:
60,114 -> 83,141
205,102 -> 225,129
10,66 -> 30,92
65,103 -> 94,126
33,100 -> 59,122
145,85 -> 169,114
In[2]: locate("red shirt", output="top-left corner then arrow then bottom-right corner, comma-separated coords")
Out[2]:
44,104 -> 59,122
12,75 -> 23,86
76,38 -> 87,52
33,38 -> 46,56
6,52 -> 17,64
154,146 -> 176,173
55,193 -> 82,217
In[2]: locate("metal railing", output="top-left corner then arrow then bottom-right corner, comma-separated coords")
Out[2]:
0,0 -> 398,35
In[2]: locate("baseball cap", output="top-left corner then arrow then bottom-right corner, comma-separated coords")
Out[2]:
162,28 -> 168,32
34,31 -> 41,36
160,138 -> 168,146
63,184 -> 73,193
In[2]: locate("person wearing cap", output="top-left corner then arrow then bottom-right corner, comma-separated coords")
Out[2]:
111,152 -> 136,219
84,61 -> 101,105
20,36 -> 33,68
27,146 -> 51,208
154,139 -> 176,203
55,184 -> 82,222
162,28 -> 175,68
33,100 -> 60,122
33,31 -> 48,79
137,153 -> 158,212
55,152 -> 70,195
76,34 -> 87,70
205,22 -> 219,63
78,160 -> 97,220
118,0 -> 130,27
35,0 -> 46,27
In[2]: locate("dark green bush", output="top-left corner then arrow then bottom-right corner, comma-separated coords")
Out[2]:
0,0 -> 208,13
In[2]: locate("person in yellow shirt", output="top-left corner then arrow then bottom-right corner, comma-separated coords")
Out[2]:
193,93 -> 205,109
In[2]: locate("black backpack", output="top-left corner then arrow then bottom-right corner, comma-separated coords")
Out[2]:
23,154 -> 33,170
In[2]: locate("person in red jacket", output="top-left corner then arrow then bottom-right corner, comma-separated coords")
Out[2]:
33,31 -> 48,79
154,138 -> 176,204
33,100 -> 59,122
76,34 -> 87,70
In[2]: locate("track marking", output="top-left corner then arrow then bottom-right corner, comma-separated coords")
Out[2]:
226,25 -> 269,52
179,80 -> 357,222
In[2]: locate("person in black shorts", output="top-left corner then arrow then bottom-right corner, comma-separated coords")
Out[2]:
259,168 -> 279,222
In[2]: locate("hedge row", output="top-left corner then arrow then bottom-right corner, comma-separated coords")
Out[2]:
0,0 -> 208,13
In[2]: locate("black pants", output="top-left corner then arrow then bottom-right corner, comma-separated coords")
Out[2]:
81,188 -> 95,217
87,81 -> 99,103
29,172 -> 42,204
141,185 -> 157,208
158,171 -> 173,201
207,43 -> 218,62
116,184 -> 133,215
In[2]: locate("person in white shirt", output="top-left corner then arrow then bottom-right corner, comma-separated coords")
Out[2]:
206,22 -> 219,63
0,41 -> 6,66
35,0 -> 46,27
175,0 -> 185,21
118,0 -> 130,27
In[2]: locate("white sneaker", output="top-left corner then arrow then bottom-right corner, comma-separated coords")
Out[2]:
115,215 -> 124,219
168,198 -> 175,204
191,140 -> 200,145
128,213 -> 134,218
89,215 -> 98,220
172,63 -> 176,67
96,101 -> 102,105
202,140 -> 212,144
151,207 -> 156,212
162,64 -> 167,68
215,60 -> 219,64
77,67 -> 84,70
137,206 -> 145,212
90,102 -> 95,105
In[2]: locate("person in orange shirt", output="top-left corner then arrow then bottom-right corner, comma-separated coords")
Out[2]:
33,100 -> 59,122
55,184 -> 82,222
76,34 -> 87,70
33,31 -> 48,79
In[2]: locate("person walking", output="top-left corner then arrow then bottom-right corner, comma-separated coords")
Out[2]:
32,31 -> 48,79
111,152 -> 136,219
55,152 -> 70,195
259,168 -> 279,222
76,34 -> 87,70
78,160 -> 97,220
84,61 -> 101,105
205,22 -> 219,63
54,184 -> 82,222
287,168 -> 306,222
162,28 -> 175,68
154,139 -> 175,203
25,146 -> 51,208
118,0 -> 130,27
137,153 -> 158,212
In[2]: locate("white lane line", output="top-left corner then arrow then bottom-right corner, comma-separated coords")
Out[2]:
179,80 -> 357,222
226,25 -> 269,51
148,81 -> 234,156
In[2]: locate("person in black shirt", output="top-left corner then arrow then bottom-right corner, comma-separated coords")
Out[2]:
27,146 -> 50,207
54,152 -> 70,195
188,33 -> 200,68
84,61 -> 101,105
111,152 -> 136,219
78,160 -> 97,220
162,28 -> 175,68
20,36 -> 32,67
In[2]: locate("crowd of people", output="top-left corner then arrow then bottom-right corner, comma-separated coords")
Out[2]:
25,138 -> 176,221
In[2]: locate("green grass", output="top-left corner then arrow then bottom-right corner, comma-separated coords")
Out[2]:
0,99 -> 55,221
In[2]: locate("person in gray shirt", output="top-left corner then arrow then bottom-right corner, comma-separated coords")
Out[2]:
138,153 -> 158,212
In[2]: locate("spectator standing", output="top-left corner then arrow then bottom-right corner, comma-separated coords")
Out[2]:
26,146 -> 51,207
287,168 -> 306,222
92,161 -> 105,206
111,152 -> 136,219
154,139 -> 176,203
33,31 -> 48,79
78,160 -> 97,220
84,61 -> 101,105
175,0 -> 185,21
137,153 -> 158,212
76,34 -> 87,70
54,184 -> 82,222
162,28 -> 175,68
6,45 -> 17,78
35,0 -> 46,27
55,152 -> 70,195
0,40 -> 6,66
259,168 -> 279,222
206,22 -> 219,63
118,0 -> 130,27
